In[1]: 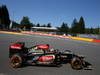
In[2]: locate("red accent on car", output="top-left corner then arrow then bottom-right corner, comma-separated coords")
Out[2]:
38,56 -> 54,62
10,43 -> 23,50
36,45 -> 49,50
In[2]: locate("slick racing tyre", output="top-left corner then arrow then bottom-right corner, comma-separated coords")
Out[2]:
10,54 -> 22,68
71,57 -> 83,70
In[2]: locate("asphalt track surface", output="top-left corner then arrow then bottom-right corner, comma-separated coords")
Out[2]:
0,33 -> 100,75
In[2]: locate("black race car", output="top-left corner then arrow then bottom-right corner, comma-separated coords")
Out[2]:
9,42 -> 93,70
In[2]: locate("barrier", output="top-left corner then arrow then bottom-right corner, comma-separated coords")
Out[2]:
0,31 -> 100,43
92,40 -> 100,43
21,31 -> 100,43
69,36 -> 93,42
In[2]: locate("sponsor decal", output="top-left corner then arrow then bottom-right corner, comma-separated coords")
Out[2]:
38,55 -> 55,62
61,56 -> 67,58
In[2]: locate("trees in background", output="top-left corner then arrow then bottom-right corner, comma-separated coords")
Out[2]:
57,22 -> 69,35
41,24 -> 46,27
36,23 -> 52,27
35,23 -> 52,27
78,16 -> 85,34
71,18 -> 78,34
85,27 -> 100,34
12,15 -> 100,34
19,17 -> 52,30
71,16 -> 85,34
70,17 -> 100,34
0,5 -> 10,29
0,5 -> 98,34
19,15 -> 98,34
20,16 -> 33,30
47,23 -> 52,27
11,21 -> 19,28
36,23 -> 40,27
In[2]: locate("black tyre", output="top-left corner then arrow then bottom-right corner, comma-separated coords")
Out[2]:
71,57 -> 83,70
10,54 -> 22,68
54,54 -> 61,66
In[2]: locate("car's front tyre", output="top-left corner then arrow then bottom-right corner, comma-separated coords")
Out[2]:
71,57 -> 83,70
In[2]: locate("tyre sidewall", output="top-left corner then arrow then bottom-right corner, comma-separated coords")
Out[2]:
71,57 -> 83,70
10,54 -> 22,68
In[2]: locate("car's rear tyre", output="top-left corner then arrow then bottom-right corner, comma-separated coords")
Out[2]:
71,57 -> 83,70
54,53 -> 61,66
10,54 -> 22,68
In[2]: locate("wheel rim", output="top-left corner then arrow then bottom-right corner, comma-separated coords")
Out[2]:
71,58 -> 82,70
72,60 -> 81,69
10,56 -> 21,68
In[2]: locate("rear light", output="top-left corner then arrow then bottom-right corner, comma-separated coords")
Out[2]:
10,45 -> 22,49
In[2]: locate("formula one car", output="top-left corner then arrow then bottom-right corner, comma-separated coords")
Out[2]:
9,42 -> 92,70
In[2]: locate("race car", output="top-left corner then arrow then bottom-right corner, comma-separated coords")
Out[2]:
9,42 -> 92,70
